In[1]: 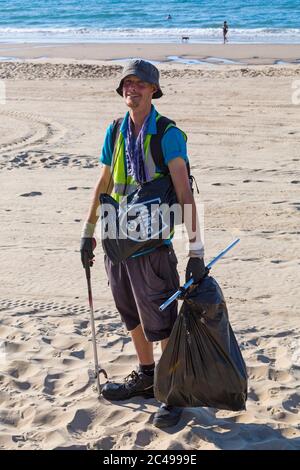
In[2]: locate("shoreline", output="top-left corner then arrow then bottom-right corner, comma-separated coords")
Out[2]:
0,42 -> 300,65
1,26 -> 300,45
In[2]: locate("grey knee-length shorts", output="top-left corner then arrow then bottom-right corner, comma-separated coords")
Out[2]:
104,245 -> 180,342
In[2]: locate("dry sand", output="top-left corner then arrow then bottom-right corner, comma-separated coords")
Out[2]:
0,42 -> 300,65
0,44 -> 300,450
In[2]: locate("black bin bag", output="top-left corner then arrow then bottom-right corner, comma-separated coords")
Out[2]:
99,175 -> 179,264
154,276 -> 248,411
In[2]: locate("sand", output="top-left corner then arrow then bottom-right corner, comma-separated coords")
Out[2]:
0,43 -> 300,450
0,42 -> 300,65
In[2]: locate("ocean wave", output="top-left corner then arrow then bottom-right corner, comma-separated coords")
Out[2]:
1,27 -> 300,43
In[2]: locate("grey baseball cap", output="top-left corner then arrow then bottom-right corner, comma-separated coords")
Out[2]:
116,59 -> 163,99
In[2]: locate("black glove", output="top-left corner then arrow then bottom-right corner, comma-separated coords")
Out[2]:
80,237 -> 95,268
185,257 -> 206,283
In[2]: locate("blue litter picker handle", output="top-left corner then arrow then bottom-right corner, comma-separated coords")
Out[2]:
159,238 -> 240,312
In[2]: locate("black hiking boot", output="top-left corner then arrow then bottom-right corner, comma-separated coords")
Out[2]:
152,404 -> 183,428
101,369 -> 154,401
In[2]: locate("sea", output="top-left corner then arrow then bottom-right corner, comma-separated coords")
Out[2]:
0,0 -> 300,44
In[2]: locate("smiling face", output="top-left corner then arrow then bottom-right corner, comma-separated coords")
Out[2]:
122,75 -> 157,110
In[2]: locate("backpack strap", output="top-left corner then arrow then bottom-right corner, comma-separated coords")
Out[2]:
111,117 -> 123,150
151,115 -> 191,180
153,116 -> 197,193
150,116 -> 176,175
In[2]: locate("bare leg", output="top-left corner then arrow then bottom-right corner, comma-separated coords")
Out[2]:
161,337 -> 169,353
130,324 -> 154,365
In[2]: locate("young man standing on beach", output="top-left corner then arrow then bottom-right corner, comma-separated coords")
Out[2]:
80,59 -> 205,428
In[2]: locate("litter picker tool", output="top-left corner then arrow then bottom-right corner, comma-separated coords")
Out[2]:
83,238 -> 108,397
159,238 -> 240,312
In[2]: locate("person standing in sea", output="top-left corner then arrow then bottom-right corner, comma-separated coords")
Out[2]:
223,21 -> 229,43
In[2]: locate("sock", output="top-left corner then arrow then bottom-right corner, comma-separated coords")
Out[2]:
139,362 -> 155,376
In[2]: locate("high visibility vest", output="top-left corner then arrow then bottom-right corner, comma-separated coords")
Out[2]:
110,113 -> 175,203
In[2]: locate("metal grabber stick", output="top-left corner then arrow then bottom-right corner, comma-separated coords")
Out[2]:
83,239 -> 107,397
159,238 -> 240,312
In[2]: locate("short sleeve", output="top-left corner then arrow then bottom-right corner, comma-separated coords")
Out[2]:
161,127 -> 188,165
99,124 -> 114,166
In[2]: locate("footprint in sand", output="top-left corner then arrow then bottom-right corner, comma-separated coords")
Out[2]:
19,191 -> 42,197
290,203 -> 300,211
211,182 -> 235,186
70,350 -> 85,359
282,393 -> 300,414
272,201 -> 287,204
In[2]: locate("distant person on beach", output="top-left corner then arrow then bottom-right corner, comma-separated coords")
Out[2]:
166,14 -> 172,20
223,21 -> 229,43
